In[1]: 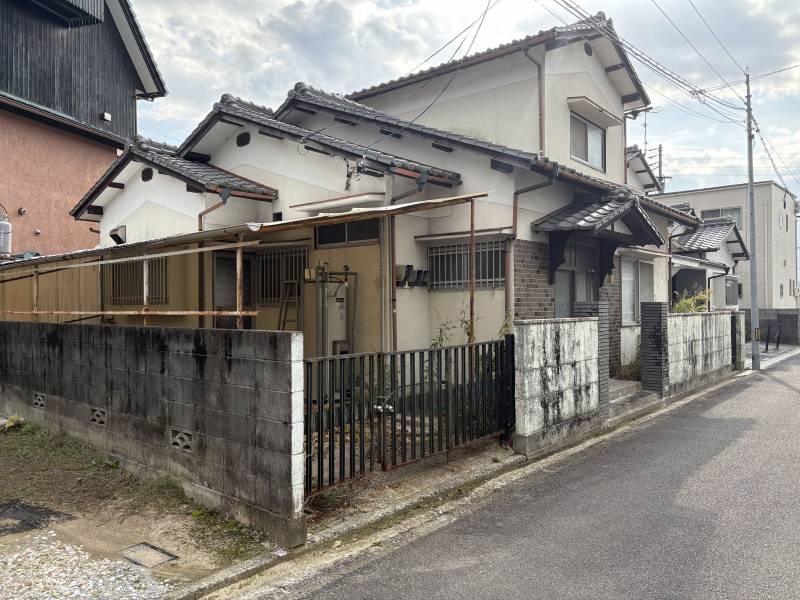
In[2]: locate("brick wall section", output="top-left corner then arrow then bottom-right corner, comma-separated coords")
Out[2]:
514,240 -> 554,319
599,256 -> 621,374
574,301 -> 609,421
640,302 -> 669,396
0,322 -> 306,547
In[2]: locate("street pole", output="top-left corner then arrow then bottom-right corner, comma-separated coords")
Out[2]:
746,70 -> 761,370
658,143 -> 663,189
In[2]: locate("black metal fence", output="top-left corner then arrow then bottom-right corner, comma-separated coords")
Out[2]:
304,336 -> 514,494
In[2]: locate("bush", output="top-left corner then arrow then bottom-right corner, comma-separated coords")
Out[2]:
671,290 -> 710,313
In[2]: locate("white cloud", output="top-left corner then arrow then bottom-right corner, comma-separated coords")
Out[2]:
131,0 -> 800,192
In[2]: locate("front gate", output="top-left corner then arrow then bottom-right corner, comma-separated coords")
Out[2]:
304,336 -> 514,494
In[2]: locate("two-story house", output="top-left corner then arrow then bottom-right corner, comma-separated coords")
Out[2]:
660,181 -> 798,341
53,13 -> 698,367
0,0 -> 165,256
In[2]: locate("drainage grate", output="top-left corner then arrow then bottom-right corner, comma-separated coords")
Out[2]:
122,542 -> 178,568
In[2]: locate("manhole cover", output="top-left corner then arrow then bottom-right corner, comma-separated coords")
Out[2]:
122,542 -> 178,568
0,501 -> 72,536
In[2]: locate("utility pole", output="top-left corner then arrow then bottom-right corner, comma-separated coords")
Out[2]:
658,143 -> 663,188
746,70 -> 761,370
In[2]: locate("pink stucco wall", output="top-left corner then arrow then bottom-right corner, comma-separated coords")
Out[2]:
0,110 -> 114,255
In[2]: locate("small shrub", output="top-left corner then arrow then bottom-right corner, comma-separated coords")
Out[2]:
671,290 -> 710,313
2,414 -> 24,432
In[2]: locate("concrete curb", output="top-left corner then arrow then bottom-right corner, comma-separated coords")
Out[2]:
167,349 -> 799,599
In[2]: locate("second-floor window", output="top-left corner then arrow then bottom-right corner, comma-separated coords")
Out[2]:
701,207 -> 741,227
570,114 -> 605,171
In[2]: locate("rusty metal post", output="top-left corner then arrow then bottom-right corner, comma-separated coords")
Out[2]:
198,243 -> 205,328
469,199 -> 475,344
142,257 -> 149,327
32,267 -> 39,323
236,243 -> 244,330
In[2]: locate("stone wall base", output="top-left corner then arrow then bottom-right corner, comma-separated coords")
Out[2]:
513,411 -> 601,458
0,388 -> 306,548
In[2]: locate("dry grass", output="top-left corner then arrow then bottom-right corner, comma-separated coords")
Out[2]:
0,424 -> 267,564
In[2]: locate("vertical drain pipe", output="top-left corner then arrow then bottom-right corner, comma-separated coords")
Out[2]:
506,165 -> 560,317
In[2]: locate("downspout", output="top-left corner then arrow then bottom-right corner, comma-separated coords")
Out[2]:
197,188 -> 230,328
708,268 -> 730,311
389,175 -> 429,351
523,48 -> 545,155
506,164 -> 560,316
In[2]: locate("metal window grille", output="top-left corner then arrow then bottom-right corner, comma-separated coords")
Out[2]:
104,257 -> 168,305
256,247 -> 308,304
428,241 -> 505,290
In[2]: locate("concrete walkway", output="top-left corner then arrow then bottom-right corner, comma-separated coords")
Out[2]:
283,356 -> 800,600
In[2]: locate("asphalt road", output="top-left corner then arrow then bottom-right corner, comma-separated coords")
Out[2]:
305,358 -> 800,600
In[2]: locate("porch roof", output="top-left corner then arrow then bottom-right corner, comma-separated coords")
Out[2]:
533,193 -> 665,246
672,217 -> 749,259
1,192 -> 488,274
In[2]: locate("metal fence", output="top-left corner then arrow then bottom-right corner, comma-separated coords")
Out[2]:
304,336 -> 514,494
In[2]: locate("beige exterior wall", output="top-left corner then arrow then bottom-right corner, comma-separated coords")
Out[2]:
0,110 -> 111,255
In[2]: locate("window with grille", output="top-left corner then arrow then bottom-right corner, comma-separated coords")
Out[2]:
104,258 -> 168,305
428,241 -> 505,290
256,247 -> 308,304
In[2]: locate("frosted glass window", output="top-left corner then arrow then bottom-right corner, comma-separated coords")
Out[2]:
622,260 -> 637,324
570,114 -> 605,171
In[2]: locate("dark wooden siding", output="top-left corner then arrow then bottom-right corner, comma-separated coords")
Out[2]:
0,0 -> 143,140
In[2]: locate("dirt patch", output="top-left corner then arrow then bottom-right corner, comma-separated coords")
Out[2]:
0,424 -> 270,582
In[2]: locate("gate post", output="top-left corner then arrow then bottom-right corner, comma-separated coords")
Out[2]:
574,301 -> 609,423
640,302 -> 669,396
732,311 -> 746,371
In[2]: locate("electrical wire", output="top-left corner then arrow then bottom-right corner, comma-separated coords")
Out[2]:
550,0 -> 745,121
703,64 -> 800,91
687,0 -> 745,74
650,0 -> 745,105
359,0 -> 493,158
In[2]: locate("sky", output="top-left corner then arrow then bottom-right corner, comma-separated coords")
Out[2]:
134,0 -> 800,196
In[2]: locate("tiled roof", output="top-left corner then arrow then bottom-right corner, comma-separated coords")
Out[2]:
534,193 -> 664,246
672,217 -> 748,257
130,138 -> 275,196
346,13 -> 647,105
71,137 -> 277,218
668,202 -> 694,215
179,94 -> 461,183
277,82 -> 690,225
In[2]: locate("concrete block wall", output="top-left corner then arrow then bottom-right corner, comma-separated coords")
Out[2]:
743,308 -> 800,345
667,312 -> 732,394
513,317 -> 600,455
0,322 -> 306,547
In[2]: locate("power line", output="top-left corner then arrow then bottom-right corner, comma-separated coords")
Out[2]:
360,0 -> 492,158
549,0 -> 745,122
642,82 -> 738,125
650,0 -> 745,104
703,64 -> 800,91
687,0 -> 745,73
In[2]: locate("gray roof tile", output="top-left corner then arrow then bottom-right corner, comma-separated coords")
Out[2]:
672,217 -> 748,256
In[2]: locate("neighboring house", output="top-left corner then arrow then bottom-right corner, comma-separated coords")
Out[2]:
0,0 -> 165,256
659,181 -> 799,340
625,145 -> 662,194
669,216 -> 749,310
60,13 -> 700,370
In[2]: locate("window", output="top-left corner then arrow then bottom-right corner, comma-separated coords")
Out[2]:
621,259 -> 654,323
570,114 -> 605,171
701,207 -> 741,228
779,213 -> 783,230
780,283 -> 785,298
428,241 -> 505,290
316,219 -> 379,247
554,242 -> 599,317
725,279 -> 738,306
738,283 -> 743,299
104,258 -> 167,306
256,247 -> 308,305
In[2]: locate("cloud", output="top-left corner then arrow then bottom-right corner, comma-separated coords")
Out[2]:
130,0 -> 800,193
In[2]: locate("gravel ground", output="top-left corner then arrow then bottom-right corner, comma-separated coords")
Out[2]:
0,531 -> 173,599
